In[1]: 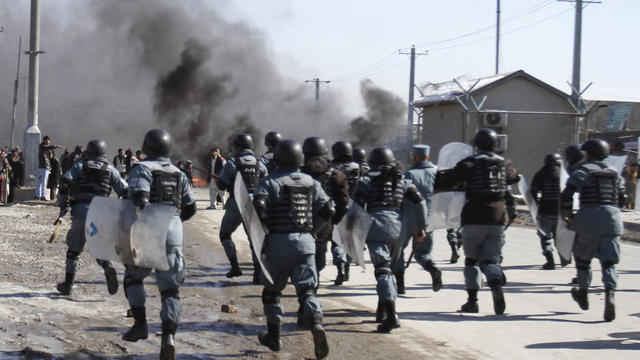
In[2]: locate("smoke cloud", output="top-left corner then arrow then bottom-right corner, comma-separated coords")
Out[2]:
0,0 -> 407,167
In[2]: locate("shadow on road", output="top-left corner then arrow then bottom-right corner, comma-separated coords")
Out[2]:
526,331 -> 640,350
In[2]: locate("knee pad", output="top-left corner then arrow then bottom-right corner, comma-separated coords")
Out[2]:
601,260 -> 616,269
575,258 -> 591,271
261,289 -> 281,305
66,249 -> 81,260
123,276 -> 143,290
297,288 -> 316,303
465,258 -> 478,267
161,288 -> 180,301
479,260 -> 496,271
219,231 -> 231,240
374,262 -> 392,277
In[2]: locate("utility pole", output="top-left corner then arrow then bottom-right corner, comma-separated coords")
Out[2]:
495,0 -> 501,74
399,45 -> 427,147
305,78 -> 330,102
10,37 -> 22,149
24,0 -> 45,187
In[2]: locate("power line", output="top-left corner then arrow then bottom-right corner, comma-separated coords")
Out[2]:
330,51 -> 400,82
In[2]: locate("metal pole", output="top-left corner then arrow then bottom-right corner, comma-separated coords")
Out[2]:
571,0 -> 582,107
407,45 -> 416,146
10,37 -> 22,149
314,78 -> 320,102
496,0 -> 501,74
24,0 -> 43,187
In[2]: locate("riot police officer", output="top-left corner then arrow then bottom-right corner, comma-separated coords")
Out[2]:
436,129 -> 514,315
56,139 -> 128,296
331,141 -> 361,285
121,129 -> 196,360
216,133 -> 268,283
561,138 -> 624,322
530,153 -> 562,270
260,131 -> 282,173
253,139 -> 332,359
301,137 -> 350,285
393,144 -> 442,294
353,146 -> 370,176
354,147 -> 427,333
565,144 -> 585,173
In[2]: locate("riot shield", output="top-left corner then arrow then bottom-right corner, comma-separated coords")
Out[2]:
427,142 -> 473,232
555,164 -> 576,265
234,175 -> 274,284
332,199 -> 372,269
517,176 -> 538,228
85,197 -> 174,270
603,155 -> 626,175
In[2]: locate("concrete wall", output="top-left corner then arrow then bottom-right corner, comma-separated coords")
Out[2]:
419,76 -> 576,183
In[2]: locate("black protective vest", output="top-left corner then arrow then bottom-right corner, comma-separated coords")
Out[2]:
265,174 -> 314,233
70,160 -> 112,204
140,161 -> 183,209
334,161 -> 360,198
365,170 -> 405,211
541,166 -> 561,201
466,153 -> 506,200
579,162 -> 618,206
235,156 -> 261,193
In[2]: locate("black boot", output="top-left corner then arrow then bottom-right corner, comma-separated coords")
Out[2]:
375,300 -> 387,323
311,313 -> 329,359
160,320 -> 177,360
104,264 -> 119,295
122,306 -> 148,342
252,263 -> 261,285
571,287 -> 589,310
377,301 -> 400,333
258,322 -> 282,352
226,258 -> 242,278
56,272 -> 75,295
335,263 -> 346,286
394,272 -> 405,295
459,289 -> 479,313
344,262 -> 350,282
604,289 -> 615,322
450,244 -> 460,264
425,262 -> 443,292
542,253 -> 556,270
489,281 -> 505,315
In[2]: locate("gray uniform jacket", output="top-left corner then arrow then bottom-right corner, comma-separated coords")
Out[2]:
217,149 -> 268,195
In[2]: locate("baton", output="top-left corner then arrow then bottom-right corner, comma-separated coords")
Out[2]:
405,248 -> 415,269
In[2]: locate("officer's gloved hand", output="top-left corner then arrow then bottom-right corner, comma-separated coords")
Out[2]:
414,229 -> 426,244
132,191 -> 150,210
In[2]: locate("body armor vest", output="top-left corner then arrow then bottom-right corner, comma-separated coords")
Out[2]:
265,174 -> 314,233
365,171 -> 405,211
579,162 -> 618,206
465,153 -> 506,200
139,161 -> 182,209
334,162 -> 360,198
235,156 -> 261,193
541,166 -> 561,201
70,159 -> 112,204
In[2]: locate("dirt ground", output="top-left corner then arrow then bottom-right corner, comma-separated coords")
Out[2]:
0,197 -> 454,360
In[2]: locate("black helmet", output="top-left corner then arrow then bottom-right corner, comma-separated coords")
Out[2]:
85,139 -> 107,156
264,131 -> 282,148
544,152 -> 562,166
353,147 -> 367,162
581,138 -> 609,161
331,141 -> 353,162
302,137 -> 329,157
142,129 -> 173,157
369,147 -> 395,171
233,133 -> 253,150
564,144 -> 584,165
274,139 -> 304,170
474,128 -> 498,151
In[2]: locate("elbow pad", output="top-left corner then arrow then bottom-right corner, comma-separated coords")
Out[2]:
318,201 -> 335,221
253,195 -> 268,220
180,202 -> 197,221
405,185 -> 425,204
133,191 -> 150,210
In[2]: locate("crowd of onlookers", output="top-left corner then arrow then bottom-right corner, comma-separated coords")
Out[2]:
0,145 -> 24,203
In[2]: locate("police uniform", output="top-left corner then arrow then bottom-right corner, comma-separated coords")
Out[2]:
354,154 -> 427,333
56,151 -> 128,295
331,159 -> 361,283
392,144 -> 442,293
216,148 -> 268,279
530,159 -> 561,268
260,149 -> 276,173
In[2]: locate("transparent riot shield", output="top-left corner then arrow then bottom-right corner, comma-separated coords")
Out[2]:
332,199 -> 372,269
234,175 -> 274,284
517,176 -> 538,228
427,142 -> 473,232
555,164 -> 576,266
85,197 -> 174,270
603,155 -> 627,175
